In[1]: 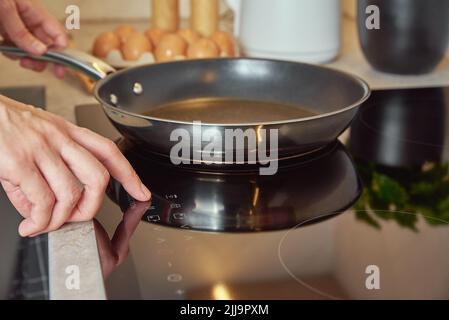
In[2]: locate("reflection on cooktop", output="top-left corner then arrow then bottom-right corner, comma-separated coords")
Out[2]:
107,140 -> 362,232
278,209 -> 449,300
351,87 -> 449,167
350,87 -> 449,231
277,87 -> 449,300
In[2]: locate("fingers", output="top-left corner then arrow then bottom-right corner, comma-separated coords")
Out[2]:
1,179 -> 32,218
20,57 -> 47,72
32,144 -> 83,234
13,165 -> 54,237
32,26 -> 55,46
53,64 -> 65,79
59,139 -> 111,222
68,126 -> 152,202
16,0 -> 68,49
0,0 -> 68,74
1,101 -> 129,237
40,14 -> 68,49
0,0 -> 47,55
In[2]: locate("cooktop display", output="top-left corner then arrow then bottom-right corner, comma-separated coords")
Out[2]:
76,86 -> 449,300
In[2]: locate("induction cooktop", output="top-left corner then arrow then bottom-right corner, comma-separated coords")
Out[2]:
76,86 -> 449,300
108,138 -> 361,233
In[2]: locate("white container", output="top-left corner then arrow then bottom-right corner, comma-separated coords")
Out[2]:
227,0 -> 341,64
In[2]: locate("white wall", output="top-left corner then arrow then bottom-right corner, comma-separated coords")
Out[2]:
41,0 -> 229,20
41,0 -> 353,21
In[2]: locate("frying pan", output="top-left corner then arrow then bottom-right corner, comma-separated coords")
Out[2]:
0,44 -> 370,165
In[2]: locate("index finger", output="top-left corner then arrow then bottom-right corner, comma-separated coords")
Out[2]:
68,126 -> 151,202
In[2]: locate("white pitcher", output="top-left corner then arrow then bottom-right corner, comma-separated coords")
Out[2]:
227,0 -> 341,63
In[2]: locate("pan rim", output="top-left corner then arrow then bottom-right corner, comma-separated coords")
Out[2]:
94,57 -> 371,127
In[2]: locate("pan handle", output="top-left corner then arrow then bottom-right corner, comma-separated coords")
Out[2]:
0,43 -> 116,81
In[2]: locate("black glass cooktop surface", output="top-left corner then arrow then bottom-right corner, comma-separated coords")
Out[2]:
77,86 -> 449,299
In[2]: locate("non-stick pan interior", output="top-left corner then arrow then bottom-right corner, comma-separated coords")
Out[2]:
96,58 -> 369,124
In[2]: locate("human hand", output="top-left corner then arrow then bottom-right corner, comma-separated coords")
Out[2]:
0,0 -> 68,77
0,95 -> 151,237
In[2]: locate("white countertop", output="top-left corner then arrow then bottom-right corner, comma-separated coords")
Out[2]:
0,16 -> 448,300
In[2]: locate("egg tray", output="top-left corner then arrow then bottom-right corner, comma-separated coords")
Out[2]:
97,43 -> 240,69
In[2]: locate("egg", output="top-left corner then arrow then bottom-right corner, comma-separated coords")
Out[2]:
145,28 -> 167,47
93,31 -> 121,58
210,31 -> 236,57
155,34 -> 187,62
187,38 -> 219,59
121,33 -> 152,61
115,24 -> 137,44
177,29 -> 200,45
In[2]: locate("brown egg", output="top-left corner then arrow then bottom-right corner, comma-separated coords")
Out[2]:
187,38 -> 219,59
177,29 -> 200,45
145,28 -> 167,47
210,31 -> 236,57
155,34 -> 187,62
115,24 -> 137,44
93,31 -> 121,58
121,33 -> 152,61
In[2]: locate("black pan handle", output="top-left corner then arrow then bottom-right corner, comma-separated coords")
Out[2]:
0,43 -> 115,80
